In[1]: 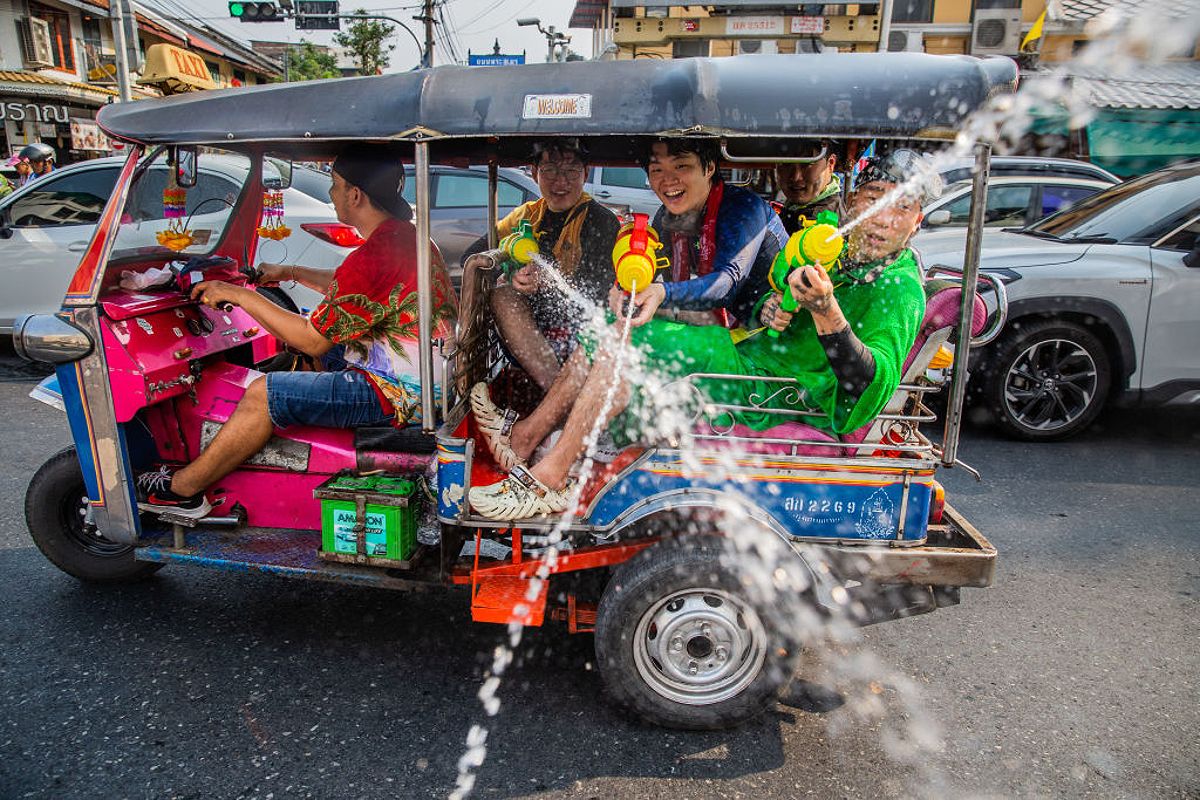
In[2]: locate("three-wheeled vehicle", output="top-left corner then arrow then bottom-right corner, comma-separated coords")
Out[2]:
14,53 -> 1014,729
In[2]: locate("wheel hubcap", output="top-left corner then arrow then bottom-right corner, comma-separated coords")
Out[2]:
633,588 -> 767,705
1004,338 -> 1098,431
64,493 -> 129,557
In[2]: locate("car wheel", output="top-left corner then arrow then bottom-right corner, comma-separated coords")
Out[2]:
594,535 -> 806,730
25,447 -> 162,583
985,319 -> 1111,441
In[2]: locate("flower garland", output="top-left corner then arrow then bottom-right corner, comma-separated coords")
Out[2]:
256,188 -> 291,241
156,173 -> 194,252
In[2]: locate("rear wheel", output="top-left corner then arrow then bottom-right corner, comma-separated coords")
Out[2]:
25,447 -> 161,583
594,535 -> 806,730
985,319 -> 1111,441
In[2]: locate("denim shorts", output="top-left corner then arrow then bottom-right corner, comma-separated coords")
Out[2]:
266,369 -> 394,430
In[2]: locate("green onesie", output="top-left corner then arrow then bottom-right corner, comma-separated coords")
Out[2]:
605,248 -> 926,443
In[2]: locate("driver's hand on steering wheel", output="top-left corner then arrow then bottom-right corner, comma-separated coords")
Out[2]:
191,280 -> 247,310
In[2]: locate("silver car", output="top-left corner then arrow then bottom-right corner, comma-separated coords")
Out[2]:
916,160 -> 1200,440
0,154 -> 348,332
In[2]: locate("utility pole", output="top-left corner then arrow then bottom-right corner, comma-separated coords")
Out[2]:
415,0 -> 435,68
109,0 -> 133,101
877,0 -> 895,52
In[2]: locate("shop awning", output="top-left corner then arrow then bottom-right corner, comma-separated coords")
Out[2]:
0,69 -> 119,106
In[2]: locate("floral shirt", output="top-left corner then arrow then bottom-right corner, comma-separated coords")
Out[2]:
309,217 -> 457,426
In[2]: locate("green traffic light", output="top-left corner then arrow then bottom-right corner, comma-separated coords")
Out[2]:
229,1 -> 246,17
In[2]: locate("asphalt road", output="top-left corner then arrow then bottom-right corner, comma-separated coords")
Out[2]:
0,354 -> 1196,800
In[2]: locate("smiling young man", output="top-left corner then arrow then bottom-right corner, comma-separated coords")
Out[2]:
774,139 -> 844,235
461,139 -> 619,391
623,139 -> 787,328
463,149 -> 939,521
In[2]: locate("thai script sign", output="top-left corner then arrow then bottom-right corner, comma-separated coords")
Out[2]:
726,16 -> 785,36
0,102 -> 69,124
791,17 -> 826,35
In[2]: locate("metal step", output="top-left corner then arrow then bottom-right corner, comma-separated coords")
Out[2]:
134,526 -> 441,591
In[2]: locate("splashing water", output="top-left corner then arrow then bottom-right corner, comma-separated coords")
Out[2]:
447,9 -> 1200,794
450,275 -> 642,800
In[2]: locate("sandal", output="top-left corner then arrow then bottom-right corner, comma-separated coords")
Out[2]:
470,382 -> 525,471
469,464 -> 571,521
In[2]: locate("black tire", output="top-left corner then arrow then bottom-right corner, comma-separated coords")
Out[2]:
594,534 -> 807,730
25,447 -> 161,583
984,319 -> 1112,441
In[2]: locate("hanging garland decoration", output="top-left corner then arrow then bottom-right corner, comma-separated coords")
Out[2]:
256,188 -> 291,241
156,172 -> 194,252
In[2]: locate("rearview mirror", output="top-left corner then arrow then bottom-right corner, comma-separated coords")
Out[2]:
925,209 -> 952,227
171,146 -> 197,188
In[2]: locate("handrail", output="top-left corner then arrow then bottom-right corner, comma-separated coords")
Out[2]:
925,264 -> 1009,347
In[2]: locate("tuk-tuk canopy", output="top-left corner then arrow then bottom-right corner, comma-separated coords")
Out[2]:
97,54 -> 1017,161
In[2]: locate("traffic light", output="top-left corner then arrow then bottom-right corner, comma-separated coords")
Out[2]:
229,2 -> 284,22
296,1 -> 340,30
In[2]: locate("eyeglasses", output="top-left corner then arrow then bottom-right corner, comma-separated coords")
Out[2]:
538,165 -> 584,180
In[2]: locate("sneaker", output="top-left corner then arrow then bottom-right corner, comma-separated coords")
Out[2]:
135,466 -> 212,519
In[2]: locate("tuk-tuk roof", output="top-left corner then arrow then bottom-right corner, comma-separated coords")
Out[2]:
98,54 -> 1017,157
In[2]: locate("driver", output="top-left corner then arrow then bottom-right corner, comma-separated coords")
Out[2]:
135,145 -> 457,518
464,150 -> 939,520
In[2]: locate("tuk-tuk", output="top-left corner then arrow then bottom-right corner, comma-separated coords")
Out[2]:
13,53 -> 1014,730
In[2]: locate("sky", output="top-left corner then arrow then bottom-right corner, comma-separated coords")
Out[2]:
165,0 -> 592,70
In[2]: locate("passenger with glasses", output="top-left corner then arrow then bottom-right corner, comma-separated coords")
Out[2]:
461,139 -> 620,396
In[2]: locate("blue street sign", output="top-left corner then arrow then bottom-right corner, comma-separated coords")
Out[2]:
468,54 -> 525,66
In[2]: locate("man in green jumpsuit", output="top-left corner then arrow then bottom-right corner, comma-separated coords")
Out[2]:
467,150 -> 941,520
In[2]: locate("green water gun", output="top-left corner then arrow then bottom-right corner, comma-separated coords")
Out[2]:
766,209 -> 846,338
496,219 -> 540,276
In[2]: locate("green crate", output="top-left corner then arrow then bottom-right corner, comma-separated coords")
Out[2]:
315,474 -> 419,564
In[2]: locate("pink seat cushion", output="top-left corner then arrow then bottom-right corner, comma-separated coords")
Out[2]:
692,421 -> 850,456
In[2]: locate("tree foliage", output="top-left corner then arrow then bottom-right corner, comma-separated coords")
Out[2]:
277,40 -> 340,82
333,9 -> 397,75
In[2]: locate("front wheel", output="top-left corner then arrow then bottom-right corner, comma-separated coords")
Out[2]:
985,319 -> 1112,441
25,447 -> 161,583
594,535 -> 807,730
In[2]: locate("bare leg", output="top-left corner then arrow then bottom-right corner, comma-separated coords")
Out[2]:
491,285 -> 562,391
506,345 -> 592,460
526,342 -> 632,491
170,377 -> 274,496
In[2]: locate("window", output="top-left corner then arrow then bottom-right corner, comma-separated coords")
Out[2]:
288,166 -> 332,204
1156,217 -> 1200,252
205,60 -> 221,85
233,69 -> 246,84
672,39 -> 709,58
8,168 -> 120,226
126,167 -> 242,222
601,167 -> 650,190
434,173 -> 527,208
942,184 -> 1033,227
30,3 -> 75,71
892,0 -> 933,23
1040,185 -> 1098,218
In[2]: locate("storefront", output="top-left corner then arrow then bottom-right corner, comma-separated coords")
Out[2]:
0,70 -> 119,164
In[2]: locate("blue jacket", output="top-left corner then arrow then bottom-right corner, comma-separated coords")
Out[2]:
652,182 -> 787,323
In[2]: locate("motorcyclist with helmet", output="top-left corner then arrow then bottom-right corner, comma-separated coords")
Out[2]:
7,142 -> 56,188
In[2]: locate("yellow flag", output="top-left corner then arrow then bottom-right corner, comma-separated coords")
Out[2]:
1021,8 -> 1047,52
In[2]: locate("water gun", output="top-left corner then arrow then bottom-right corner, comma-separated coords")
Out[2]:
766,209 -> 846,338
496,219 -> 540,276
612,213 -> 670,293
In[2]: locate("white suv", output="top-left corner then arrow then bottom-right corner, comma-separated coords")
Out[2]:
917,160 -> 1200,440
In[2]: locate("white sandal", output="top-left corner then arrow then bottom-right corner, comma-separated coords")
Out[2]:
469,464 -> 570,521
470,382 -> 525,471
